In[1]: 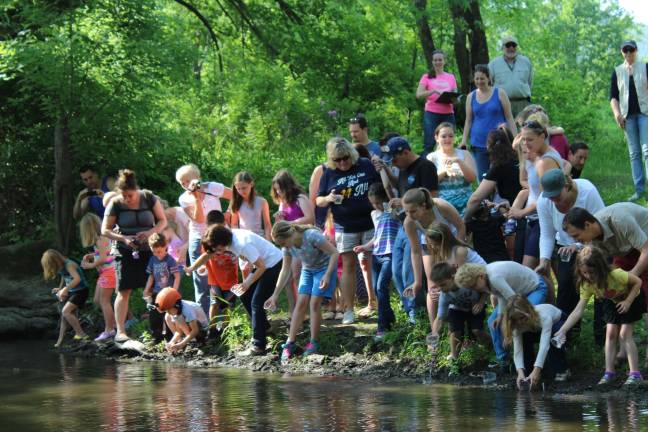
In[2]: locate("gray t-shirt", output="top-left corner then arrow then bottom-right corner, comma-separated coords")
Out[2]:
486,261 -> 540,313
105,190 -> 157,237
437,287 -> 481,319
594,202 -> 648,256
284,229 -> 330,270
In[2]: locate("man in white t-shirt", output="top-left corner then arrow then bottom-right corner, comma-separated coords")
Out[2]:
176,163 -> 232,315
535,168 -> 605,344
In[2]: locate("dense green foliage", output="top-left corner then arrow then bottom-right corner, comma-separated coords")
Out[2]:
0,0 -> 642,245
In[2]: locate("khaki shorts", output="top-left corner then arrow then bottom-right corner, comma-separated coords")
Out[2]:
335,228 -> 374,259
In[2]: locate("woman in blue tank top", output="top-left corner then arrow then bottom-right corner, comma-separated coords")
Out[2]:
460,65 -> 517,181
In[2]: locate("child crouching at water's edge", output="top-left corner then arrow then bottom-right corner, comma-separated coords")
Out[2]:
266,221 -> 339,361
155,287 -> 208,353
41,249 -> 90,348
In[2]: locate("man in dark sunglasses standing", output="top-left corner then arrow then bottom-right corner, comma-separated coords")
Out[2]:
488,35 -> 533,118
610,40 -> 648,202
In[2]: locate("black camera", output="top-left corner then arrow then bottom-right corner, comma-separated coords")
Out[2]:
86,188 -> 98,197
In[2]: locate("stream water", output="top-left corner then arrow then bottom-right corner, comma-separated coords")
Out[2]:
1,341 -> 647,431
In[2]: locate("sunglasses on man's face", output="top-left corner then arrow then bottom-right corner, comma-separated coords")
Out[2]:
333,155 -> 350,163
622,47 -> 636,54
505,43 -> 517,48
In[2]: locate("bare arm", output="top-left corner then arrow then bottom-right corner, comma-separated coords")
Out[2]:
457,150 -> 477,183
269,254 -> 293,300
557,298 -> 588,335
291,195 -> 315,225
185,252 -> 211,273
460,93 -> 474,148
416,82 -> 436,99
261,199 -> 272,241
464,179 -> 497,221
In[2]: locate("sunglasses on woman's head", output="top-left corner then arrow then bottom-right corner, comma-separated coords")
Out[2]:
333,155 -> 350,163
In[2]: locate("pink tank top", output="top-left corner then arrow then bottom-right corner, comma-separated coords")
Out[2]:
279,198 -> 305,222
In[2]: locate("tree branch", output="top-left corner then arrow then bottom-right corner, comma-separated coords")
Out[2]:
172,0 -> 224,72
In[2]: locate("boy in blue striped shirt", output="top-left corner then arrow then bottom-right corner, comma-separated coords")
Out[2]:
354,183 -> 401,340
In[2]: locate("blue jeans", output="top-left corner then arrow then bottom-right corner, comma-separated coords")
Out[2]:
488,276 -> 548,361
423,111 -> 456,155
189,233 -> 210,316
471,146 -> 490,182
240,261 -> 282,349
372,254 -> 395,332
624,113 -> 648,194
391,227 -> 416,315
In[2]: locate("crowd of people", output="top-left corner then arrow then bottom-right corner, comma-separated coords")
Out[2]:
41,37 -> 648,389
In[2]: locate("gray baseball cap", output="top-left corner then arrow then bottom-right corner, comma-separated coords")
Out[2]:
541,169 -> 566,198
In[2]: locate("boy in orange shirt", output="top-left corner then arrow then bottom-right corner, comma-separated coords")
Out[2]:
185,210 -> 239,333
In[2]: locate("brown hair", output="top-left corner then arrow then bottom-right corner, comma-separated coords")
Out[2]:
402,187 -> 435,209
501,295 -> 541,346
148,232 -> 167,249
425,222 -> 469,262
231,171 -> 257,213
575,246 -> 611,297
41,249 -> 67,280
115,169 -> 138,191
271,169 -> 306,205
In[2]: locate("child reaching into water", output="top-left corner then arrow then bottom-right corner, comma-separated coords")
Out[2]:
266,221 -> 339,361
185,210 -> 239,333
353,183 -> 400,340
230,171 -> 272,240
154,287 -> 209,353
554,246 -> 645,386
41,249 -> 90,347
502,295 -> 570,390
79,213 -> 117,342
143,233 -> 181,343
428,262 -> 488,359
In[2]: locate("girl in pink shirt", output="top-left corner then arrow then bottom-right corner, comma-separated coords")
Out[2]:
416,50 -> 458,155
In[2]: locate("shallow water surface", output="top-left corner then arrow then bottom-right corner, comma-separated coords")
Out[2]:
0,342 -> 646,431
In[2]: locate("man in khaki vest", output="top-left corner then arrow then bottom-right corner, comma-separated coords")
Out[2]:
610,40 -> 648,202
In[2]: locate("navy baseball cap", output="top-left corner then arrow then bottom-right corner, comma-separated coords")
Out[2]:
380,137 -> 411,156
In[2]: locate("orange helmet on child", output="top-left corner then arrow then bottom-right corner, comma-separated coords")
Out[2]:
156,288 -> 181,311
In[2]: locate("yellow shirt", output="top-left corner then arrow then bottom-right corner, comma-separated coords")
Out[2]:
580,268 -> 629,303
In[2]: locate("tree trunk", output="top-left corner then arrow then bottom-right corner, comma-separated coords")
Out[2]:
448,0 -> 489,94
54,114 -> 74,254
413,0 -> 436,71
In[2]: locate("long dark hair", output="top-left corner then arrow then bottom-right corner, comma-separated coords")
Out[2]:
271,169 -> 306,205
231,171 -> 257,213
486,129 -> 516,166
428,49 -> 445,78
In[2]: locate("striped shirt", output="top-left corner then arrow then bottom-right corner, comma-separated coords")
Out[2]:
372,211 -> 401,256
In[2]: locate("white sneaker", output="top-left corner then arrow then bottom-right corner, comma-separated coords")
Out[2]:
555,369 -> 571,382
342,310 -> 355,324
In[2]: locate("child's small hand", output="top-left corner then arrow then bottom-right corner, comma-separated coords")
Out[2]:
184,266 -> 193,276
57,288 -> 69,302
319,276 -> 329,290
402,285 -> 416,299
51,287 -> 60,294
352,245 -> 365,254
616,299 -> 632,314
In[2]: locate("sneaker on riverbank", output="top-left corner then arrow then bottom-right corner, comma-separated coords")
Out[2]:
322,311 -> 335,320
554,370 -> 571,382
342,310 -> 355,325
281,342 -> 296,363
597,371 -> 616,386
624,372 -> 642,386
238,345 -> 265,357
303,340 -> 319,357
94,330 -> 116,343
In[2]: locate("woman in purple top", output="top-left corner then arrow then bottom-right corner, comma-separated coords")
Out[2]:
460,64 -> 517,181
